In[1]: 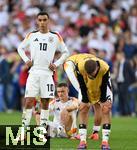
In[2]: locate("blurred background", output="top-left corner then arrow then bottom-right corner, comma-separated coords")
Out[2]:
0,0 -> 137,117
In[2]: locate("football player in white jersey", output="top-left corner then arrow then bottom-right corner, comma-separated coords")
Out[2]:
17,12 -> 69,138
49,83 -> 79,138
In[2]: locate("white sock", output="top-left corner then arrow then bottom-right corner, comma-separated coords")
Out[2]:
102,129 -> 111,142
22,109 -> 32,127
40,109 -> 49,126
79,129 -> 87,142
93,125 -> 101,132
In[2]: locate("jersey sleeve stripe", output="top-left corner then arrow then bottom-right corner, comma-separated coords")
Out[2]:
63,62 -> 69,70
24,30 -> 38,41
49,99 -> 56,105
63,60 -> 75,71
25,32 -> 32,39
50,31 -> 63,42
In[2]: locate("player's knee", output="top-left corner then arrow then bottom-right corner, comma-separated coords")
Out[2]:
41,98 -> 49,109
80,104 -> 90,114
94,102 -> 101,111
102,105 -> 111,114
25,98 -> 34,108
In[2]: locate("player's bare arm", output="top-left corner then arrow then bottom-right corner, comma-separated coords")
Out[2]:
65,97 -> 79,112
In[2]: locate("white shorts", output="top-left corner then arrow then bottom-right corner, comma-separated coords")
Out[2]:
25,73 -> 55,98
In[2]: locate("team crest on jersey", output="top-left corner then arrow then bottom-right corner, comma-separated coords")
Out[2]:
48,37 -> 54,43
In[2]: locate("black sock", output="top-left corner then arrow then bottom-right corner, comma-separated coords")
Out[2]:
93,130 -> 99,134
79,124 -> 86,129
103,124 -> 111,130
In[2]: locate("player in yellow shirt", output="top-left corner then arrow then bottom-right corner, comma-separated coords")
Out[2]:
64,53 -> 112,150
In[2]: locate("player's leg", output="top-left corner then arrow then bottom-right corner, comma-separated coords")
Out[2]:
35,113 -> 40,125
69,111 -> 78,137
22,97 -> 34,128
78,102 -> 90,148
60,109 -> 78,138
22,73 -> 39,129
48,121 -> 58,138
40,75 -> 55,128
15,73 -> 39,141
33,99 -> 40,126
88,103 -> 101,140
60,109 -> 73,136
71,110 -> 77,130
101,107 -> 111,150
101,77 -> 113,150
40,98 -> 50,127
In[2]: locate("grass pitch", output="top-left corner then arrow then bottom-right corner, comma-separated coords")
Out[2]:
0,112 -> 137,150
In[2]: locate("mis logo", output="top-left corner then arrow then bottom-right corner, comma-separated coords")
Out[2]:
0,125 -> 50,149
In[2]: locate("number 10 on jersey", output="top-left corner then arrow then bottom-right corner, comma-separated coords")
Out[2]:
40,43 -> 47,51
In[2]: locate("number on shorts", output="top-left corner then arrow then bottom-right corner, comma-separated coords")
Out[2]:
47,84 -> 54,92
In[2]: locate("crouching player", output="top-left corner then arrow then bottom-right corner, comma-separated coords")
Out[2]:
49,83 -> 79,138
64,53 -> 113,150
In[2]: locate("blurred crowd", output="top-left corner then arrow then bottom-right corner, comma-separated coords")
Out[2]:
0,0 -> 137,116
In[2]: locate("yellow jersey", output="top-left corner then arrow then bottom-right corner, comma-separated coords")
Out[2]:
66,54 -> 110,104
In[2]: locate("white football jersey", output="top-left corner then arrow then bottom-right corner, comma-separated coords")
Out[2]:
49,98 -> 77,125
17,31 -> 69,75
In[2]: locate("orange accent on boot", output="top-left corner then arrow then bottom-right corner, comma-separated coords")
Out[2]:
88,133 -> 99,140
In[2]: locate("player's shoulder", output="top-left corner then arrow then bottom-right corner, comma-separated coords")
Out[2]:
69,97 -> 79,102
25,30 -> 39,39
97,57 -> 109,71
50,98 -> 60,104
50,31 -> 63,41
30,30 -> 39,36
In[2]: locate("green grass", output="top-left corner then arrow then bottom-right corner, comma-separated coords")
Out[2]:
0,112 -> 137,149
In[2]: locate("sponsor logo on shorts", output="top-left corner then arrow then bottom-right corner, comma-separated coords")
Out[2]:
49,93 -> 54,96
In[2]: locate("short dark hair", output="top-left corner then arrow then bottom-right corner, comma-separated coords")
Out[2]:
57,83 -> 68,88
84,60 -> 97,74
37,11 -> 49,19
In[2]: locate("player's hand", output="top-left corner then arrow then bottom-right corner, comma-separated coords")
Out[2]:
100,100 -> 112,114
49,63 -> 57,71
21,64 -> 28,71
25,60 -> 33,69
